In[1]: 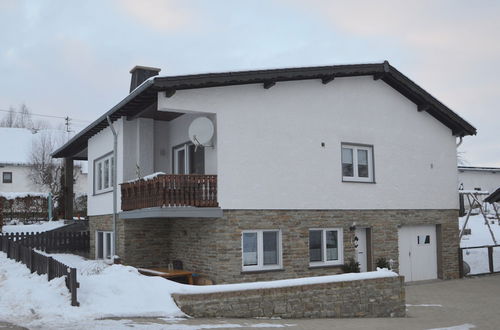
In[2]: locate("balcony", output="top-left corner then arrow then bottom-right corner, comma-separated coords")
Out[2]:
120,174 -> 221,219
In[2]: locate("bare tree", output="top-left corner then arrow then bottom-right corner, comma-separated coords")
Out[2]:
0,107 -> 17,127
14,104 -> 34,129
28,130 -> 64,195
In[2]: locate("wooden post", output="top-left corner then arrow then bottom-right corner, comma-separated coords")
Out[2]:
47,256 -> 54,281
488,246 -> 494,273
69,268 -> 80,307
458,248 -> 464,278
64,157 -> 74,220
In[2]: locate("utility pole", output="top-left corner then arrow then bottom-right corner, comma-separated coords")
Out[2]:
65,116 -> 71,132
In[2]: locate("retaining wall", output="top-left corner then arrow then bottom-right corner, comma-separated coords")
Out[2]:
173,275 -> 406,318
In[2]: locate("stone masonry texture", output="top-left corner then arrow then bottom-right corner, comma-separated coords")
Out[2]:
172,276 -> 406,318
89,209 -> 459,283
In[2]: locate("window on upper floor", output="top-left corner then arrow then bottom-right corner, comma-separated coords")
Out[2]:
242,229 -> 282,271
2,172 -> 12,184
94,153 -> 114,194
309,228 -> 344,267
341,143 -> 374,183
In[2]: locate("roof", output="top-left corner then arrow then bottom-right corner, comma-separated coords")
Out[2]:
458,166 -> 500,173
0,128 -> 36,164
52,61 -> 477,159
485,187 -> 500,204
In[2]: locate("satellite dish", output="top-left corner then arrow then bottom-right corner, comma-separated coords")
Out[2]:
188,117 -> 214,146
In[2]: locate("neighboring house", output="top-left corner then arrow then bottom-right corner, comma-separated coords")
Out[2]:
458,166 -> 500,193
53,62 -> 476,283
0,127 -> 87,195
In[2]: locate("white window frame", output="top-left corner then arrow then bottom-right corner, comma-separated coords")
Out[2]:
241,229 -> 282,272
94,153 -> 114,194
95,230 -> 114,262
341,143 -> 374,183
309,228 -> 344,267
173,143 -> 190,174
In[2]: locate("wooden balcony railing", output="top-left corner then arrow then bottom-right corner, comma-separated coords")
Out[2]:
121,174 -> 218,211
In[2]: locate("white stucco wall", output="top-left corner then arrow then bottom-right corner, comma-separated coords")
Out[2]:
0,164 -> 87,194
87,118 -> 124,216
458,169 -> 500,193
157,76 -> 460,210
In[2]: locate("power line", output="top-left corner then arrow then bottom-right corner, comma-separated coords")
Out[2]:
0,108 -> 91,123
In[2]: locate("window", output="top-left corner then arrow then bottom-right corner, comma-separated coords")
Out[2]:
309,228 -> 343,266
94,153 -> 114,194
341,144 -> 374,182
96,231 -> 114,261
173,143 -> 205,174
242,230 -> 282,271
2,172 -> 12,184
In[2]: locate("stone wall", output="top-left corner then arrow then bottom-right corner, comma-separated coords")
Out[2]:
89,208 -> 459,283
172,275 -> 406,318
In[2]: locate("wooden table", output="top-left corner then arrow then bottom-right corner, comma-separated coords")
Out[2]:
137,267 -> 194,285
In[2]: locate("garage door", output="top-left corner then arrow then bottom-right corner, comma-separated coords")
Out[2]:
398,225 -> 437,282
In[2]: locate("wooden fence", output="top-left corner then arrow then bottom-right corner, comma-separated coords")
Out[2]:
459,244 -> 500,277
0,231 -> 90,254
0,236 -> 80,306
121,174 -> 218,211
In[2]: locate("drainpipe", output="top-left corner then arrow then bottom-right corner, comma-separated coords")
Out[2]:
456,136 -> 463,148
107,116 -> 118,262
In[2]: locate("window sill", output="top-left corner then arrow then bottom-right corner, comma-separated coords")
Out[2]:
309,263 -> 343,269
93,189 -> 113,196
342,179 -> 376,184
241,268 -> 284,275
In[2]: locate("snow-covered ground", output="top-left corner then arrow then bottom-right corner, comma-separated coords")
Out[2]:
459,208 -> 500,275
0,250 -> 396,329
1,220 -> 66,234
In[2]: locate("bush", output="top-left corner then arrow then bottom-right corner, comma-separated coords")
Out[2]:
342,258 -> 360,273
376,257 -> 391,269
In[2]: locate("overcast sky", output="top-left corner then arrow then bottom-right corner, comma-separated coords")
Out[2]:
1,0 -> 499,166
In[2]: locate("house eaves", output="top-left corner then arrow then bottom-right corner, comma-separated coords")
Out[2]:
52,61 -> 477,160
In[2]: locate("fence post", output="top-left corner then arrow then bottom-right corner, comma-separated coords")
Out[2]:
488,246 -> 494,273
458,248 -> 464,278
47,257 -> 54,281
69,268 -> 80,307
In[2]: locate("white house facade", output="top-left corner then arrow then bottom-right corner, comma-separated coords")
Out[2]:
53,62 -> 476,283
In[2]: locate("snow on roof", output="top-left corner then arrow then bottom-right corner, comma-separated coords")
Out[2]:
0,128 -> 35,164
0,127 -> 69,165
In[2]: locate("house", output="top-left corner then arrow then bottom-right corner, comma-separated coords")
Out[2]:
52,62 -> 476,283
0,127 -> 87,195
458,166 -> 500,193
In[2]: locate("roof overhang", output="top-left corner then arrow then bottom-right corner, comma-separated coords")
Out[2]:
52,61 -> 477,160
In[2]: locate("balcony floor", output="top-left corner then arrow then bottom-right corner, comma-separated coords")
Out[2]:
119,206 -> 223,219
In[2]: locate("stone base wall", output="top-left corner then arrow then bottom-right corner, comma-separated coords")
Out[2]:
173,276 -> 406,318
89,209 -> 459,284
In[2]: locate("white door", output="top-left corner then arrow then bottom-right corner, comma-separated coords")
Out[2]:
398,225 -> 437,282
355,228 -> 367,272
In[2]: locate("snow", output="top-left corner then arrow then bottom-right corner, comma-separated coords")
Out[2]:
0,127 -> 34,164
458,190 -> 489,195
0,250 -> 396,328
427,324 -> 476,330
2,220 -> 66,234
0,191 -> 48,200
0,127 -> 69,165
127,171 -> 166,183
170,268 -> 398,295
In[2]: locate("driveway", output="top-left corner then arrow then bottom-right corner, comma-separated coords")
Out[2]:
3,275 -> 499,329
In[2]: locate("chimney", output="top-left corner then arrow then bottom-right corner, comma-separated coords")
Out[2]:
129,65 -> 161,93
